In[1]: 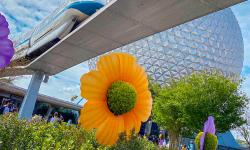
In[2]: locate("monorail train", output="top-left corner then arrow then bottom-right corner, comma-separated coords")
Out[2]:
12,1 -> 104,63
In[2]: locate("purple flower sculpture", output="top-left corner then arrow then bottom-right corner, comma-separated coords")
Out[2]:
0,13 -> 14,69
200,116 -> 216,150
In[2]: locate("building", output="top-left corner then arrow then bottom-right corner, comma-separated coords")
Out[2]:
0,82 -> 81,123
89,8 -> 244,85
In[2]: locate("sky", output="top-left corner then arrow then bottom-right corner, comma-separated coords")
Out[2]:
231,2 -> 250,102
0,0 -> 250,106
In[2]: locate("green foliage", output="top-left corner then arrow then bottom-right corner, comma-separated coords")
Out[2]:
0,113 -> 98,150
149,78 -> 161,99
195,132 -> 218,150
153,73 -> 248,136
107,81 -> 136,115
0,114 -> 159,150
109,131 -> 157,150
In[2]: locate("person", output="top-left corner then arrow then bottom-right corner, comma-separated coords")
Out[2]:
9,101 -> 14,112
158,134 -> 166,148
11,104 -> 18,113
49,112 -> 59,123
67,119 -> 72,126
0,99 -> 6,114
1,98 -> 6,107
189,141 -> 194,150
181,144 -> 187,150
59,114 -> 64,123
2,101 -> 11,115
12,107 -> 18,113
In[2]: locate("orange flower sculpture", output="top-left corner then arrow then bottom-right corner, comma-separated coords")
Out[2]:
79,53 -> 152,145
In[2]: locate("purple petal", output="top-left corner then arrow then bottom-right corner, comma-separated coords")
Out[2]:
0,39 -> 14,57
206,116 -> 216,134
0,13 -> 9,38
0,15 -> 8,28
0,14 -> 14,68
0,26 -> 10,38
0,55 -> 9,68
0,14 -> 7,25
0,38 -> 13,48
200,133 -> 206,150
200,116 -> 216,150
0,47 -> 14,58
0,21 -> 8,28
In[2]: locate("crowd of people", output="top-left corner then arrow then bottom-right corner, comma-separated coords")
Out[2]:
48,112 -> 64,123
30,112 -> 66,124
0,98 -> 18,115
146,133 -> 193,150
0,98 -> 71,125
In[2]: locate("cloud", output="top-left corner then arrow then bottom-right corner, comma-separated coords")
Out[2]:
0,0 -> 62,35
12,62 -> 89,101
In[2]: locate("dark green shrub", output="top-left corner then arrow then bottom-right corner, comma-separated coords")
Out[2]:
0,113 -> 97,150
0,113 -> 160,150
195,132 -> 218,150
109,132 -> 157,150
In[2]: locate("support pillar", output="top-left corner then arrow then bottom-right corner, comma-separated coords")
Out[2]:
18,71 -> 44,119
45,104 -> 53,121
145,120 -> 152,137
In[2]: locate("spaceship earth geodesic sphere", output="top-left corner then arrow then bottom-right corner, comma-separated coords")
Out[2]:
88,8 -> 244,85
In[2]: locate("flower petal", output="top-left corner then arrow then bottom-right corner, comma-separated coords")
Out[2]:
96,115 -> 124,145
131,65 -> 149,94
133,91 -> 152,122
123,111 -> 135,134
80,70 -> 109,101
132,110 -> 142,133
97,53 -> 120,83
79,101 -> 112,130
136,90 -> 152,105
110,116 -> 124,145
123,110 -> 142,136
96,118 -> 112,145
117,53 -> 136,81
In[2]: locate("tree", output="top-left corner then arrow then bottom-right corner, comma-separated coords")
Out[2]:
236,111 -> 250,147
153,73 -> 248,149
148,77 -> 161,99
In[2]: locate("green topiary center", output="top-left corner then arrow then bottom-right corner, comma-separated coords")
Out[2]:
107,81 -> 137,115
195,132 -> 218,150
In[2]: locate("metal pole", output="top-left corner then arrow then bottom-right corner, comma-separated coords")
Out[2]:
18,71 -> 45,119
45,104 -> 53,121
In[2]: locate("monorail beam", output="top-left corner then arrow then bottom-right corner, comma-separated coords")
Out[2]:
8,0 -> 244,77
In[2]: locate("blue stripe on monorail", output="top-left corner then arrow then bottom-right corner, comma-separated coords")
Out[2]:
66,1 -> 104,16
